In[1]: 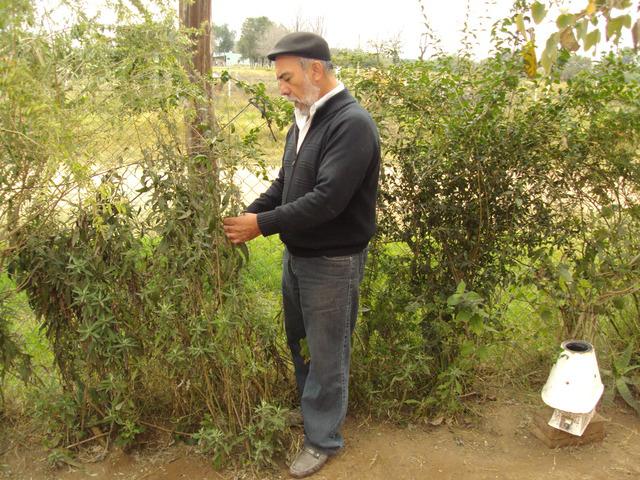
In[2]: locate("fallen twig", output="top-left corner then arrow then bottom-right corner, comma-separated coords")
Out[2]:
138,420 -> 194,437
458,391 -> 479,399
65,431 -> 110,450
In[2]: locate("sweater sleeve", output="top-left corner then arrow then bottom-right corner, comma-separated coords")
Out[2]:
256,111 -> 378,236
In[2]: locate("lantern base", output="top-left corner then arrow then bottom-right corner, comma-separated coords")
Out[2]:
548,407 -> 595,436
531,408 -> 606,449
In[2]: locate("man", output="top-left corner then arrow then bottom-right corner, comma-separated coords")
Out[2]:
223,32 -> 380,478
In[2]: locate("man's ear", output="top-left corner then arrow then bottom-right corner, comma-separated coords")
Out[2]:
311,60 -> 324,81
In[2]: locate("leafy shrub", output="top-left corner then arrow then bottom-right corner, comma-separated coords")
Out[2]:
1,1 -> 293,466
347,49 -> 640,417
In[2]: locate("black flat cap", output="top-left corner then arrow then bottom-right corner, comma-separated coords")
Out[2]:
267,32 -> 331,61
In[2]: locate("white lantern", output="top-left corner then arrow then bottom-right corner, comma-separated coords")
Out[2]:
541,340 -> 604,413
541,340 -> 604,436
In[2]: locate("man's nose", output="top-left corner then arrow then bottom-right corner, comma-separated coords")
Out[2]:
279,82 -> 290,96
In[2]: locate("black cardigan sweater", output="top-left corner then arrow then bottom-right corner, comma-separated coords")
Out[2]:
245,88 -> 380,257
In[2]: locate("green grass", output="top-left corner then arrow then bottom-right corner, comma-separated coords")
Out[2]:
0,275 -> 50,363
1,273 -> 54,410
241,237 -> 283,318
213,66 -> 278,95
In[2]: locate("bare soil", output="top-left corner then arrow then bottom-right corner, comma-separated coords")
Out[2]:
2,397 -> 639,480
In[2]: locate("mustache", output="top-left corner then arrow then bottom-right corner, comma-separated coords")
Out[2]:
285,95 -> 310,106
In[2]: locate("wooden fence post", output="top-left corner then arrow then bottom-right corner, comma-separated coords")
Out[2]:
178,0 -> 216,159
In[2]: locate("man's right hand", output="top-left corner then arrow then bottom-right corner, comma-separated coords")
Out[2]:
223,213 -> 261,244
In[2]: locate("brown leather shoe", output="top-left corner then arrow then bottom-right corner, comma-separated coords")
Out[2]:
289,445 -> 328,478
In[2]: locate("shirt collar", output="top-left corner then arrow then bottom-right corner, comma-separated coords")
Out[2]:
295,82 -> 345,130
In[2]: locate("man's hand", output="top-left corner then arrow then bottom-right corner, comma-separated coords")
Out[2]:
223,213 -> 261,244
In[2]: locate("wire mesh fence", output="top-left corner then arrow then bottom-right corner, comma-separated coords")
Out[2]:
94,67 -> 286,292
212,67 -> 286,290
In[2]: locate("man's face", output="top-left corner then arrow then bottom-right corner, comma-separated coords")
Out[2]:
275,55 -> 320,114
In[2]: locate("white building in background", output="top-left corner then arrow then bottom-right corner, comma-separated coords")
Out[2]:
212,52 -> 250,67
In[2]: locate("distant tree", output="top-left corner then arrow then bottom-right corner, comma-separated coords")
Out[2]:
237,16 -> 273,65
560,55 -> 592,81
619,47 -> 640,65
368,37 -> 402,65
308,16 -> 325,36
212,23 -> 235,53
334,37 -> 404,68
257,23 -> 290,61
331,48 -> 381,68
292,14 -> 326,36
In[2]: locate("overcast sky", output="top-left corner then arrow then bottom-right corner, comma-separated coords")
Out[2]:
39,0 -> 637,60
212,0 -> 516,59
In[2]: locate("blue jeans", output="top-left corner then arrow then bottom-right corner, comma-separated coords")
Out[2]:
282,248 -> 367,455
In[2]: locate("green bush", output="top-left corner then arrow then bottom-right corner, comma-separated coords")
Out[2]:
1,1 -> 293,466
347,49 -> 640,417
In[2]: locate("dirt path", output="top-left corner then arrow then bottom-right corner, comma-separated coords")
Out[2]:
2,398 -> 639,480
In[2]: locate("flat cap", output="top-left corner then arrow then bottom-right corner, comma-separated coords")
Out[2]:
267,32 -> 331,61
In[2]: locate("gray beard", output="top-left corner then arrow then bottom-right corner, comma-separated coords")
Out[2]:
287,76 -> 320,116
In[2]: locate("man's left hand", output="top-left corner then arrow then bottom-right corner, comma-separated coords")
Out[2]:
223,213 -> 261,244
